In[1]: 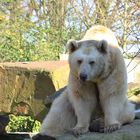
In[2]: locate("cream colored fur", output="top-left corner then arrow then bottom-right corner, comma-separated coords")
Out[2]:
40,25 -> 135,137
83,25 -> 135,131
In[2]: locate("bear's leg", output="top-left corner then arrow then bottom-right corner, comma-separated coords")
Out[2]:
40,91 -> 76,137
100,93 -> 124,133
70,94 -> 97,135
119,101 -> 135,124
100,95 -> 135,133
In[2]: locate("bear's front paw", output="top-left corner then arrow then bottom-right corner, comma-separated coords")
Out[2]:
104,123 -> 121,133
71,126 -> 89,136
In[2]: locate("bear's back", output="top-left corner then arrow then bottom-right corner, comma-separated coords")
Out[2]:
83,25 -> 119,48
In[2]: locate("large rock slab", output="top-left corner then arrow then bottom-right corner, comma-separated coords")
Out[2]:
0,61 -> 69,121
57,119 -> 140,140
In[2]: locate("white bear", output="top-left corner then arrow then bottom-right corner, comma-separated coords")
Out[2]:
38,25 -> 135,138
82,25 -> 135,132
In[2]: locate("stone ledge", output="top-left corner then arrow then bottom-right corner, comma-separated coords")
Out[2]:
57,119 -> 140,140
0,61 -> 68,71
0,61 -> 69,121
0,119 -> 140,140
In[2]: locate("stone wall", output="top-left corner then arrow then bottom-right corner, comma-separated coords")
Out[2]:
0,61 -> 69,121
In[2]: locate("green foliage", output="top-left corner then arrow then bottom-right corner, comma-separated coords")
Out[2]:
0,1 -> 81,62
6,114 -> 41,132
0,22 -> 79,62
0,1 -> 139,62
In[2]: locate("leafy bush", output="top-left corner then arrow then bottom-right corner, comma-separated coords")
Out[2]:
6,114 -> 41,132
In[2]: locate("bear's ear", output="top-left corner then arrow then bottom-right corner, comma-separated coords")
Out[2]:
66,40 -> 79,53
97,40 -> 108,53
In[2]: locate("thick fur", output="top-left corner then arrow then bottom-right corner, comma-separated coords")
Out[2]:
40,81 -> 99,137
82,25 -> 135,132
39,25 -> 135,137
40,89 -> 76,136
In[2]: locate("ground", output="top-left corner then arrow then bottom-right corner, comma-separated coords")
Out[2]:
0,119 -> 140,140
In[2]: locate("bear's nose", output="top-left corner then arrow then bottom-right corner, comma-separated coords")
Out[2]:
79,73 -> 87,81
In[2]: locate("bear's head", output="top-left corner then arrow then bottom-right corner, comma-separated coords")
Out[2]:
66,39 -> 112,82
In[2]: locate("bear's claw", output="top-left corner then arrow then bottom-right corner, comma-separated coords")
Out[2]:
104,123 -> 121,133
70,126 -> 89,136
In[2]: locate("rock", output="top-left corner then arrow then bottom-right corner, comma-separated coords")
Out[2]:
2,119 -> 139,140
129,95 -> 140,104
0,133 -> 31,140
128,82 -> 140,90
128,85 -> 140,104
0,115 -> 9,134
56,119 -> 140,140
0,61 -> 69,121
32,133 -> 55,140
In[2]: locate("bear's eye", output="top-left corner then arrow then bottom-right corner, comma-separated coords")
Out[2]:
89,61 -> 95,65
77,59 -> 82,65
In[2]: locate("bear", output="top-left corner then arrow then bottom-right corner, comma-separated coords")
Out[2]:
82,25 -> 135,132
38,25 -> 135,138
